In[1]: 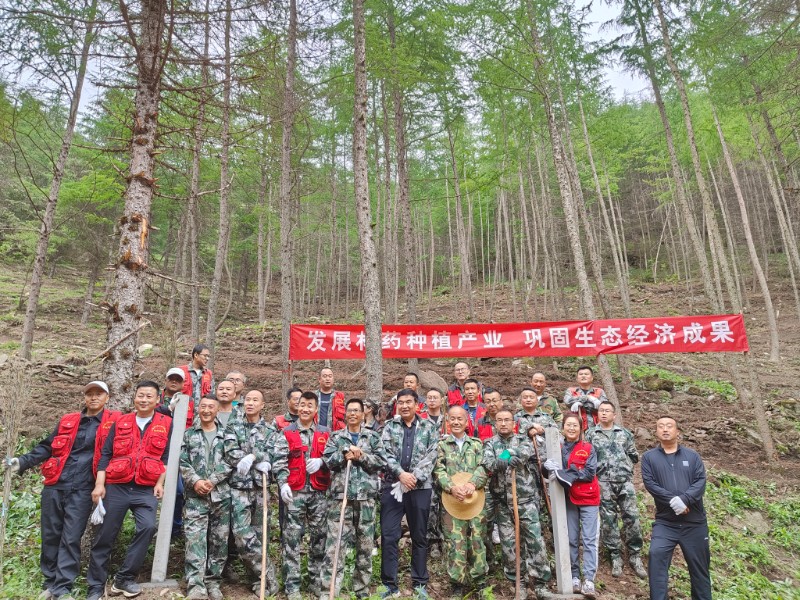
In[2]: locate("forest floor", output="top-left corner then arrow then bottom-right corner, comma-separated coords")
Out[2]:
1,264 -> 799,599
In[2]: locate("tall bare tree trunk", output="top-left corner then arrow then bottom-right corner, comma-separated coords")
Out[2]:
446,127 -> 475,320
20,0 -> 97,359
103,0 -> 170,407
353,0 -> 382,400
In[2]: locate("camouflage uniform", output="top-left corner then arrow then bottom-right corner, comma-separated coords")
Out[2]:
272,421 -> 330,597
585,424 -> 643,560
536,393 -> 563,425
433,434 -> 488,587
319,426 -> 387,599
222,417 -> 277,593
180,421 -> 232,598
482,433 -> 551,587
424,413 -> 448,550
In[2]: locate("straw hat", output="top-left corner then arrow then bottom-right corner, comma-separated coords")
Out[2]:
441,472 -> 485,520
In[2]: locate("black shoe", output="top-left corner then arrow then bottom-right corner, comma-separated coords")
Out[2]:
111,579 -> 143,598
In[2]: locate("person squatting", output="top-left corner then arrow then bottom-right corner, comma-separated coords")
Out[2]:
6,360 -> 709,600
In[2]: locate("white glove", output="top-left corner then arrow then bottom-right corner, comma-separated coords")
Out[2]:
168,395 -> 180,411
670,496 -> 687,515
390,481 -> 404,502
237,454 -> 255,476
570,402 -> 581,413
4,457 -> 20,473
590,397 -> 602,409
255,461 -> 271,474
306,458 -> 323,474
281,483 -> 294,504
543,459 -> 559,472
547,472 -> 557,483
90,498 -> 106,525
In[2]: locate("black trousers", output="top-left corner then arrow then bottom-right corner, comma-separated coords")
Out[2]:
648,521 -> 711,600
87,483 -> 158,593
41,486 -> 94,596
380,487 -> 432,590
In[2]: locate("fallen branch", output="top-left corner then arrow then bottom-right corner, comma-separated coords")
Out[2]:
89,320 -> 151,365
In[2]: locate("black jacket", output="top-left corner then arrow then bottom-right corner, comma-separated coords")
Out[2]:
641,444 -> 706,524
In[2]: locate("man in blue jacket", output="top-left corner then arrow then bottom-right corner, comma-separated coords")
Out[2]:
641,416 -> 710,600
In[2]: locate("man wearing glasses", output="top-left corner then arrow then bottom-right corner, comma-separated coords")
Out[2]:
180,344 -> 215,403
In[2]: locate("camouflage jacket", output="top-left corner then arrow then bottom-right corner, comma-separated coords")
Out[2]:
515,409 -> 557,438
563,386 -> 607,411
585,424 -> 638,482
433,434 -> 487,493
180,422 -> 231,503
223,417 -> 276,489
380,415 -> 439,489
323,426 -> 387,500
482,433 -> 540,505
272,421 -> 330,491
537,394 -> 563,425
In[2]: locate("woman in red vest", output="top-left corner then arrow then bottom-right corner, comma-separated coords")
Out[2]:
543,413 -> 600,600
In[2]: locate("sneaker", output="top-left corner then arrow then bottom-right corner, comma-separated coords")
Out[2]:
207,586 -> 224,600
491,524 -> 501,545
581,580 -> 596,599
414,586 -> 430,599
380,587 -> 400,599
611,555 -> 623,577
111,579 -> 143,598
630,555 -> 648,579
572,577 -> 580,594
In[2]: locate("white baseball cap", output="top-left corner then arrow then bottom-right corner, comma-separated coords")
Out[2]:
84,381 -> 109,394
166,367 -> 186,380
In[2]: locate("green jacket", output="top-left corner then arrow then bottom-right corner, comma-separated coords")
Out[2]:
180,421 -> 231,503
482,433 -> 540,505
433,434 -> 487,493
323,426 -> 387,500
381,415 -> 439,489
586,424 -> 638,482
514,409 -> 557,438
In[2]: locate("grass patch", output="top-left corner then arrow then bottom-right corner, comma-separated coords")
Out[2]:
631,365 -> 737,400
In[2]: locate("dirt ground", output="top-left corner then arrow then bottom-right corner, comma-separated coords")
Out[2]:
1,267 -> 799,599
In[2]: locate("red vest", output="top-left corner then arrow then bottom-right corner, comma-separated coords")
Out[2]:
464,404 -> 487,437
105,412 -> 172,486
566,441 -> 600,505
448,385 -> 483,407
41,409 -> 121,485
180,365 -> 214,427
475,416 -> 518,441
566,387 -> 604,431
329,391 -> 346,431
274,414 -> 294,431
284,427 -> 330,491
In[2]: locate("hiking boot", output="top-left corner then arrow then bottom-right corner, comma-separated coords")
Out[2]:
581,580 -> 596,599
111,579 -> 143,598
207,585 -> 224,600
380,588 -> 400,599
185,589 -> 209,600
572,577 -> 580,594
414,586 -> 430,600
630,555 -> 648,578
611,555 -> 623,577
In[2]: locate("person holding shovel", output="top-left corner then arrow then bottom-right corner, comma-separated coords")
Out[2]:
482,408 -> 552,599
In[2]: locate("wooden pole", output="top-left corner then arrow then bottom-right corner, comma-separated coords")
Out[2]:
329,460 -> 352,600
260,472 -> 268,600
531,437 -> 552,515
511,468 -> 522,599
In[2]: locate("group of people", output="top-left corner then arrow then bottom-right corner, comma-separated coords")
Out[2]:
6,348 -> 711,600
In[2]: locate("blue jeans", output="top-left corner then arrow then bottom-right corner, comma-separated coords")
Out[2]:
565,499 -> 599,581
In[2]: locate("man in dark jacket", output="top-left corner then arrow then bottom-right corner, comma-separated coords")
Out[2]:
5,381 -> 117,600
641,416 -> 710,600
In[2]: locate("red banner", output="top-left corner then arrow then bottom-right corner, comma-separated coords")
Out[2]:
289,314 -> 748,360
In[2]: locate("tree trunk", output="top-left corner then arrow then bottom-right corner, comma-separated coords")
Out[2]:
19,0 -> 97,359
446,127 -> 475,320
81,262 -> 100,326
353,0 -> 382,400
102,0 -> 170,407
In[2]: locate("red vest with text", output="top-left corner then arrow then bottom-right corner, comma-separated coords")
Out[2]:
41,409 -> 121,485
284,427 -> 331,491
180,365 -> 214,427
105,412 -> 172,486
566,387 -> 604,431
566,441 -> 600,505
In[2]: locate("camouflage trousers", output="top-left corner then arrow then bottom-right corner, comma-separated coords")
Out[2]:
184,494 -> 231,595
442,509 -> 488,585
282,489 -> 328,595
319,498 -> 376,598
229,487 -> 277,588
599,480 -> 643,558
496,499 -> 551,584
427,488 -> 443,545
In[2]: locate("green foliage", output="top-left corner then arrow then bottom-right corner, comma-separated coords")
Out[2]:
631,365 -> 737,400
